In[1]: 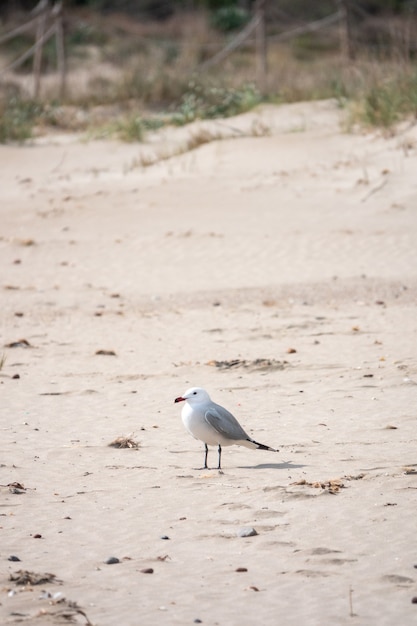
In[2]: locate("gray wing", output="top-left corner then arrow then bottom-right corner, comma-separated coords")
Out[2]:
204,402 -> 249,441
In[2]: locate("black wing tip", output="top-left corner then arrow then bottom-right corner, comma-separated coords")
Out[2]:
249,439 -> 279,452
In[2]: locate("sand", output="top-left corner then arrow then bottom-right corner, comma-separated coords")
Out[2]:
1,99 -> 417,625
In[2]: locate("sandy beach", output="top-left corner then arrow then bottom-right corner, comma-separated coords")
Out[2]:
1,99 -> 417,625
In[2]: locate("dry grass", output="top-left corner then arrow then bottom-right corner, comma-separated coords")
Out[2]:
0,9 -> 416,142
126,126 -> 225,169
108,436 -> 140,449
125,119 -> 270,170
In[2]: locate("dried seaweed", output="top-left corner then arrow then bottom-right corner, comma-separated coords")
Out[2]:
207,358 -> 286,371
291,478 -> 345,495
9,570 -> 60,585
108,436 -> 140,449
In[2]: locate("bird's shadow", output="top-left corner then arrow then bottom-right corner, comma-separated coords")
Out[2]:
238,461 -> 306,470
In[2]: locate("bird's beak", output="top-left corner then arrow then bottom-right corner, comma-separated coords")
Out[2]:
174,396 -> 185,403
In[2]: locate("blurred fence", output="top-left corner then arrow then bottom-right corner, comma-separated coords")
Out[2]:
0,0 -> 65,98
0,0 -> 414,99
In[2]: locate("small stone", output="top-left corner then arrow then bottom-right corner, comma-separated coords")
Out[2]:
194,620 -> 202,624
160,535 -> 170,540
38,591 -> 52,600
6,339 -> 32,348
12,374 -> 20,379
235,567 -> 248,572
8,555 -> 21,562
105,557 -> 120,565
237,527 -> 258,538
412,597 -> 417,604
140,568 -> 154,574
52,592 -> 64,601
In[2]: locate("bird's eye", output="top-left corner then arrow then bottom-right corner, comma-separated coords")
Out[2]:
193,391 -> 197,395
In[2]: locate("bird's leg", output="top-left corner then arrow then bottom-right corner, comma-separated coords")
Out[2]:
204,443 -> 209,469
217,444 -> 222,470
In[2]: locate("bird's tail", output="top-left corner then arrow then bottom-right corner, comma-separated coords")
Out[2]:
244,438 -> 278,452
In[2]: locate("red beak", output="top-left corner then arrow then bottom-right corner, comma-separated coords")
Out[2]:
174,396 -> 185,403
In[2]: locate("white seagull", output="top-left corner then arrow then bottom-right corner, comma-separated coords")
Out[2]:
174,387 -> 278,469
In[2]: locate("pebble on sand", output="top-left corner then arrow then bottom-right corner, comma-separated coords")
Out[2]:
237,527 -> 258,538
105,557 -> 120,565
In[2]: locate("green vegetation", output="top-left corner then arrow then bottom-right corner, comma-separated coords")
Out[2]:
210,6 -> 250,32
0,94 -> 41,142
336,65 -> 417,131
0,5 -> 416,143
360,72 -> 417,128
112,114 -> 165,141
91,82 -> 260,141
171,82 -> 261,125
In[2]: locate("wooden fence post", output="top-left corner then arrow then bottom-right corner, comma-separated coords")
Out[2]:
255,0 -> 268,92
54,1 -> 66,99
338,0 -> 355,60
33,0 -> 51,99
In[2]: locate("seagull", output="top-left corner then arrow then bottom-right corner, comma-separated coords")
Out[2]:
174,387 -> 278,469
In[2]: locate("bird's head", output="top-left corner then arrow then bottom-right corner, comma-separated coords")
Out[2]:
174,387 -> 211,405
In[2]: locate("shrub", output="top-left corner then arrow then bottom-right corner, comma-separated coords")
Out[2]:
0,96 -> 41,143
172,81 -> 261,124
211,6 -> 250,32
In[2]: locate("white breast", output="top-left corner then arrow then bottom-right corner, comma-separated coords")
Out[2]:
182,402 -> 232,446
